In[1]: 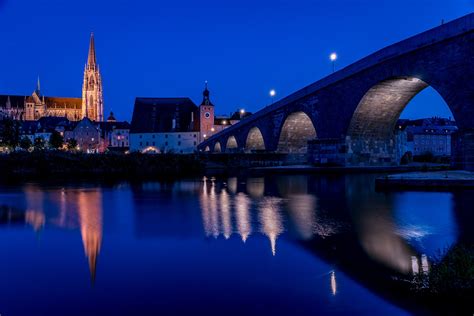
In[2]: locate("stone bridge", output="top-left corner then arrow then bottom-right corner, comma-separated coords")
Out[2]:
198,13 -> 474,170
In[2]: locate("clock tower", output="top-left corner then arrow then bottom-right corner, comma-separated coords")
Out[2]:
199,81 -> 214,142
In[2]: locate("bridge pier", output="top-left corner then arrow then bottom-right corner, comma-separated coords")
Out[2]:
308,133 -> 407,167
452,129 -> 474,171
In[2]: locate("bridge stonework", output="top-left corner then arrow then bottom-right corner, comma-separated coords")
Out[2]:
199,14 -> 474,170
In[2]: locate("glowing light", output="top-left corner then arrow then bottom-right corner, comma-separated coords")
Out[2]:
211,127 -> 215,132
203,134 -> 207,138
330,52 -> 337,61
222,120 -> 227,125
240,109 -> 245,114
269,89 -> 276,97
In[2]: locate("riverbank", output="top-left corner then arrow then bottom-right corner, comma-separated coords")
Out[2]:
248,163 -> 450,175
376,170 -> 474,190
0,151 -> 203,180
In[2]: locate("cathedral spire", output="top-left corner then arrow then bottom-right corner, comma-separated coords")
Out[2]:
35,76 -> 41,96
87,32 -> 97,67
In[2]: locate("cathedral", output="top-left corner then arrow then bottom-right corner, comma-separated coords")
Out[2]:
0,33 -> 104,122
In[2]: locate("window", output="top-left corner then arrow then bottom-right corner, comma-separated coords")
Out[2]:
152,134 -> 155,139
146,141 -> 149,146
165,134 -> 168,138
194,134 -> 196,138
165,142 -> 168,146
139,135 -> 142,139
178,141 -> 181,146
194,141 -> 196,145
140,142 -> 142,146
152,142 -> 155,146
178,134 -> 181,138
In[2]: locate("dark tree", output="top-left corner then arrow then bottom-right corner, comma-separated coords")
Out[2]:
49,130 -> 64,149
19,136 -> 33,151
0,118 -> 21,149
67,138 -> 78,151
34,137 -> 45,151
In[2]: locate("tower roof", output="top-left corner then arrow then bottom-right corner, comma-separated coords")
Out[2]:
107,111 -> 117,122
87,32 -> 97,66
201,81 -> 213,106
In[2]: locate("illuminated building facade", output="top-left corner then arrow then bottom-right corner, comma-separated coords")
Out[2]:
0,33 -> 104,122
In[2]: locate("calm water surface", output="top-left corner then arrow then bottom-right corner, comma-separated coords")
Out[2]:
1,174 -> 471,315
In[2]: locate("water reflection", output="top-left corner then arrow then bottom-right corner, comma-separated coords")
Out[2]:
3,185 -> 104,283
0,173 -> 468,314
330,271 -> 337,296
235,193 -> 251,242
77,190 -> 102,282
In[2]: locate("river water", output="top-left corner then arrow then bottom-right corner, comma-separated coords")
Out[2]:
1,174 -> 471,315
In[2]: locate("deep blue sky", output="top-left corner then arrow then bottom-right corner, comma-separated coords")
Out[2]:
0,0 -> 472,121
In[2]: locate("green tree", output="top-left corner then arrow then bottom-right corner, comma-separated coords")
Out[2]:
49,130 -> 64,149
67,138 -> 78,151
0,118 -> 21,149
34,137 -> 45,151
19,137 -> 33,151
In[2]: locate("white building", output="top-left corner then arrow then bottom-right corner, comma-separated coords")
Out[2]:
131,131 -> 199,154
129,97 -> 200,153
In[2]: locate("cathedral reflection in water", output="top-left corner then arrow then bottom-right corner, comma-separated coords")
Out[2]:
21,185 -> 103,282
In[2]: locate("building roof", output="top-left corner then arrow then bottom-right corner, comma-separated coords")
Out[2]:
44,97 -> 82,109
0,94 -> 82,110
130,97 -> 199,133
98,121 -> 130,132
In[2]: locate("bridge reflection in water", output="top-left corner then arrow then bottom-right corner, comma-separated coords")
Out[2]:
197,175 -> 434,276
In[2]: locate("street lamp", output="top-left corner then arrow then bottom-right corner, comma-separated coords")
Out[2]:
240,108 -> 245,119
330,52 -> 337,73
270,89 -> 276,104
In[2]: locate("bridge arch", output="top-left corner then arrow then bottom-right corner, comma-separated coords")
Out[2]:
214,142 -> 222,153
245,127 -> 266,151
346,76 -> 451,165
226,136 -> 238,152
277,111 -> 317,153
204,146 -> 210,152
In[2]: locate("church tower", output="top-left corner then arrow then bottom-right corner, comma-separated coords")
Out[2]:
199,81 -> 214,141
82,33 -> 104,121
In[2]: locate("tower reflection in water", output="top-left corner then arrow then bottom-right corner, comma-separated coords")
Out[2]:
22,185 -> 103,283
